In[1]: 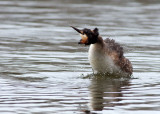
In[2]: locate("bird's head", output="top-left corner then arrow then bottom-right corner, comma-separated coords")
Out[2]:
71,26 -> 99,45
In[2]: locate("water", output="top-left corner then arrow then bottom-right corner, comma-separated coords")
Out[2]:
0,0 -> 160,113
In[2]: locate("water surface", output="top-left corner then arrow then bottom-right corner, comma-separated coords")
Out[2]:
0,0 -> 160,113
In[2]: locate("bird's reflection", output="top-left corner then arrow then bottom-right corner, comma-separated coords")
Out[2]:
88,73 -> 131,111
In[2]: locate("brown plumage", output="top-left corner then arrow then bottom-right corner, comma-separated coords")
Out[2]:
104,38 -> 133,75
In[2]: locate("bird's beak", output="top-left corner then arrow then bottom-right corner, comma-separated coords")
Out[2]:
71,26 -> 83,34
71,26 -> 88,44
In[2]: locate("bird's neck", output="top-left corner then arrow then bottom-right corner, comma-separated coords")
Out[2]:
97,36 -> 104,44
91,36 -> 105,50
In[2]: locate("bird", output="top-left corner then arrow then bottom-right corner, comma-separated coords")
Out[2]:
71,26 -> 133,77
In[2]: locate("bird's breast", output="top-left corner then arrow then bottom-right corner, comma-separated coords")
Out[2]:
88,44 -> 120,74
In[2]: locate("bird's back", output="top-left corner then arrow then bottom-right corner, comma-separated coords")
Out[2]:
104,38 -> 133,75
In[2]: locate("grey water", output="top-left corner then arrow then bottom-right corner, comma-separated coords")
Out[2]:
0,0 -> 160,114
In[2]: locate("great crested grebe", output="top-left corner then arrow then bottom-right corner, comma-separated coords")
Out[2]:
71,26 -> 133,76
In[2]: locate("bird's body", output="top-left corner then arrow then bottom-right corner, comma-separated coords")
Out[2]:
89,42 -> 119,74
71,26 -> 133,76
88,37 -> 132,76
